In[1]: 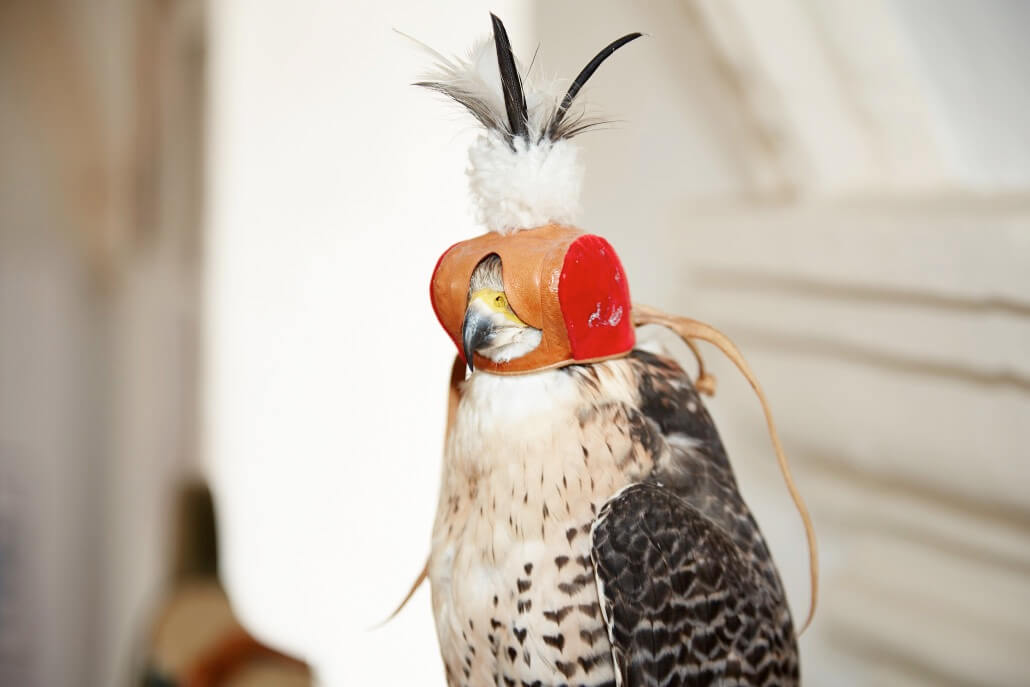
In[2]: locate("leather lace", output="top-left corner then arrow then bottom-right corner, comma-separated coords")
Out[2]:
632,304 -> 818,634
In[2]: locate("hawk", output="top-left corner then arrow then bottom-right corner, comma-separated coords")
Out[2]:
410,15 -> 817,687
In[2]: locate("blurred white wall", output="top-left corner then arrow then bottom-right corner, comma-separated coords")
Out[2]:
204,2 -> 535,684
207,1 -> 1030,686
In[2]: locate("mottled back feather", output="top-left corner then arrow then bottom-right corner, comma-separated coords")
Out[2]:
589,351 -> 798,686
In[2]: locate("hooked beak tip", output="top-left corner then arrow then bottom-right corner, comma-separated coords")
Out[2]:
462,306 -> 492,374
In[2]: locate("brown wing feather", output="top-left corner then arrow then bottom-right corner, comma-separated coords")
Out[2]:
590,351 -> 799,686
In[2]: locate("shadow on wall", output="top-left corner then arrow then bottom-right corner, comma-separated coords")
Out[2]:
137,483 -> 314,687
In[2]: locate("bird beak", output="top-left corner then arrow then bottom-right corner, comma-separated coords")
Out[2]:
462,302 -> 494,373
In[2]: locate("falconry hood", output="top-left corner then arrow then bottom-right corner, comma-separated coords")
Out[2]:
431,226 -> 634,374
424,15 -> 642,374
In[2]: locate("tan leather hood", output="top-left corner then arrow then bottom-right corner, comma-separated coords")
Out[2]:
430,224 -> 635,374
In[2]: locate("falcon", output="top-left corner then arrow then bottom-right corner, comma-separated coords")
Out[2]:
411,15 -> 817,687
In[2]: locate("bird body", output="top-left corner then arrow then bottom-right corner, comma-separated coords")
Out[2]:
430,352 -> 798,686
432,360 -> 636,686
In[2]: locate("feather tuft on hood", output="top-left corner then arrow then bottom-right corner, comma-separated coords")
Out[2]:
412,15 -> 642,233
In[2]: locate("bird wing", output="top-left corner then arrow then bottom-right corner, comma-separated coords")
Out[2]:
589,351 -> 799,686
592,482 -> 798,686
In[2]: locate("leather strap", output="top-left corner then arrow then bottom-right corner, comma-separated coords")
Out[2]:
632,304 -> 818,634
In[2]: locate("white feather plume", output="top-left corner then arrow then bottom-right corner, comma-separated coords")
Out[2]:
416,38 -> 585,233
412,23 -> 641,234
467,134 -> 582,234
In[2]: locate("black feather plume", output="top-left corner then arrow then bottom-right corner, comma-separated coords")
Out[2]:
412,21 -> 642,146
490,13 -> 529,143
547,32 -> 643,140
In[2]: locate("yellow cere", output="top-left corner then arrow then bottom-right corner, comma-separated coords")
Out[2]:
471,288 -> 525,325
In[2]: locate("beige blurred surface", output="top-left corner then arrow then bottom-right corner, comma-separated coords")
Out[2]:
1,1 -> 205,685
150,581 -> 238,677
1,1 -> 1028,686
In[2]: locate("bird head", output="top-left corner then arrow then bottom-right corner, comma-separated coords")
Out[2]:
462,255 -> 542,371
421,15 -> 640,374
430,226 -> 635,375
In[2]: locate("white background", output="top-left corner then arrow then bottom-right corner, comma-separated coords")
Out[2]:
205,2 -> 533,684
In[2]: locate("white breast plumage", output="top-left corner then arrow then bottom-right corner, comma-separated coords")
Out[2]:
430,361 -> 651,686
